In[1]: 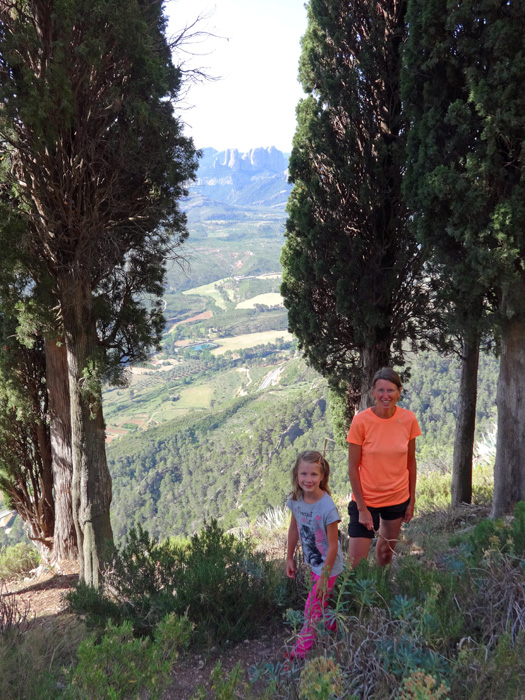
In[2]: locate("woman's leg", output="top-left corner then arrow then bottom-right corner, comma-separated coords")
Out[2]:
347,536 -> 372,568
376,517 -> 403,567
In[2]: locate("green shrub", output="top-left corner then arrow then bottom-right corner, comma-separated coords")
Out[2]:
399,669 -> 450,700
452,632 -> 525,700
299,656 -> 345,700
67,521 -> 282,645
459,501 -> 525,562
173,520 -> 281,644
65,613 -> 191,700
0,617 -> 86,700
66,581 -> 124,630
0,542 -> 39,579
191,661 -> 277,700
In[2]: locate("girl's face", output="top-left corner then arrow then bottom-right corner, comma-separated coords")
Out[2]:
297,461 -> 323,496
371,379 -> 402,410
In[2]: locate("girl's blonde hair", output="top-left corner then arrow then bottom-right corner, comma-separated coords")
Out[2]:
290,450 -> 331,501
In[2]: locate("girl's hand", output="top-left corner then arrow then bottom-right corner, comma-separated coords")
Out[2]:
286,558 -> 296,578
315,574 -> 329,600
359,508 -> 374,531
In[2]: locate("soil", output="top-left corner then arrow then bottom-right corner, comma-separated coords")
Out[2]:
2,564 -> 290,700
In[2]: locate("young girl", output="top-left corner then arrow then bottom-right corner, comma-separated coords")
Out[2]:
286,450 -> 344,659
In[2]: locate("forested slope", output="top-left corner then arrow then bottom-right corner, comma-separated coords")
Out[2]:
108,361 -> 346,541
107,351 -> 498,542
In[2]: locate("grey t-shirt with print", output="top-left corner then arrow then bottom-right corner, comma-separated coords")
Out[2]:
286,492 -> 344,577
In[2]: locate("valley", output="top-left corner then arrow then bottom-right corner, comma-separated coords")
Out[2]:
102,146 -> 499,543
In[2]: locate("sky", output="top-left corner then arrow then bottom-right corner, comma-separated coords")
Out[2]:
166,0 -> 308,154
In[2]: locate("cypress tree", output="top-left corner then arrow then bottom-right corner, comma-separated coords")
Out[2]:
281,0 -> 436,415
0,0 -> 198,584
403,0 -> 525,515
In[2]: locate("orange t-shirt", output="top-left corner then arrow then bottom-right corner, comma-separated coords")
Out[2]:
346,406 -> 421,508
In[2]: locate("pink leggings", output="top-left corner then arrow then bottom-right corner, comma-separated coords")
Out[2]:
292,571 -> 338,658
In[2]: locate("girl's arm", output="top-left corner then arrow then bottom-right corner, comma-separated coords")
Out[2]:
348,443 -> 373,530
404,438 -> 417,523
314,520 -> 339,599
286,513 -> 299,578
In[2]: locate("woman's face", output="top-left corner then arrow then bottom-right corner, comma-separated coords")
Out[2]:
371,379 -> 401,411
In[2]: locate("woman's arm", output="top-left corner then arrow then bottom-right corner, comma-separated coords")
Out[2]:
315,520 -> 340,598
348,443 -> 373,530
286,513 -> 299,578
404,438 -> 417,523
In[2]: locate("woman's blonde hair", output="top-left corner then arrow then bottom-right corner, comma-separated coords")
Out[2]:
290,450 -> 331,501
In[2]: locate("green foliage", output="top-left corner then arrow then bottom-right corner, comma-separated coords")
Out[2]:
403,0 -> 525,514
452,631 -> 525,700
65,615 -> 191,700
190,660 -> 277,700
0,317 -> 54,548
462,501 -> 525,561
0,617 -> 86,700
0,543 -> 39,580
299,656 -> 344,700
400,670 -> 450,700
107,378 -> 344,541
282,0 -> 434,412
67,521 -> 282,646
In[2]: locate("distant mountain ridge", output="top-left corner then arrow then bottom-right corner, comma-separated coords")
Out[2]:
187,146 -> 292,211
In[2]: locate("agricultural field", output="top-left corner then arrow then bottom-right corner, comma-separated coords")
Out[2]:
102,185 -> 293,441
236,292 -> 283,309
182,278 -> 236,310
211,330 -> 293,355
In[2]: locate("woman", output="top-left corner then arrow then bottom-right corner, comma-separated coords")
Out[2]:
347,368 -> 421,568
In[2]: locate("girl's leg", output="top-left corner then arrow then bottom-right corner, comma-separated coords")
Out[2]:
348,536 -> 372,568
376,517 -> 403,567
292,572 -> 337,658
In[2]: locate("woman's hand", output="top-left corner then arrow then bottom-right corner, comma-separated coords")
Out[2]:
286,557 -> 296,578
403,501 -> 415,523
358,507 -> 374,531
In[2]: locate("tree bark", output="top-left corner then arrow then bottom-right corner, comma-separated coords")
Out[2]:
492,283 -> 525,517
32,419 -> 54,558
61,278 -> 113,587
357,346 -> 391,411
45,338 -> 78,562
451,336 -> 479,506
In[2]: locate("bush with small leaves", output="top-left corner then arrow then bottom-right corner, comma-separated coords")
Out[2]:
0,543 -> 39,579
399,670 -> 450,700
65,613 -> 192,700
298,656 -> 345,700
66,520 -> 282,644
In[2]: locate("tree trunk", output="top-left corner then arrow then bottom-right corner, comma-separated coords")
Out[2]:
451,336 -> 479,506
492,283 -> 525,517
357,346 -> 391,411
33,419 -> 55,559
45,338 -> 78,562
61,278 -> 113,587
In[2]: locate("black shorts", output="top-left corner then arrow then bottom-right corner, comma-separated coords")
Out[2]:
348,499 -> 410,540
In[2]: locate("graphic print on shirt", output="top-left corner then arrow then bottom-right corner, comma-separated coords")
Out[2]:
299,513 -> 326,568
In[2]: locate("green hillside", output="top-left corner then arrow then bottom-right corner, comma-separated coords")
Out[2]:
102,148 -> 499,543
106,348 -> 498,542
